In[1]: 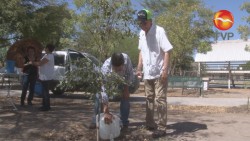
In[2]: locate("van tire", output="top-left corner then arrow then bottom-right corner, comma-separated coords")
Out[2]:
49,80 -> 64,95
51,88 -> 65,95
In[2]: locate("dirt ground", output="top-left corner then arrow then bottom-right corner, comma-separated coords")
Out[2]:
0,88 -> 250,141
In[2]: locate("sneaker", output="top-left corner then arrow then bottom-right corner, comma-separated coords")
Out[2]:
88,123 -> 96,129
121,125 -> 128,132
152,129 -> 166,138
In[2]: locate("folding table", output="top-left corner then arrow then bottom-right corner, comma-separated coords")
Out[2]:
0,73 -> 19,110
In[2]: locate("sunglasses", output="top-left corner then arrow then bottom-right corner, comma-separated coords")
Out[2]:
137,20 -> 147,26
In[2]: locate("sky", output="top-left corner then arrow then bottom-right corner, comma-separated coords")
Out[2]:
68,0 -> 249,41
131,0 -> 249,41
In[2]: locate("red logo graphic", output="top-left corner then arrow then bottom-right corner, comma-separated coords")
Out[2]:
213,10 -> 234,30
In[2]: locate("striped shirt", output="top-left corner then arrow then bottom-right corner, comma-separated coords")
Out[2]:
98,53 -> 134,103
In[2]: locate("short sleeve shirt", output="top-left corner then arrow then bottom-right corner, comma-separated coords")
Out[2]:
98,53 -> 134,103
138,23 -> 173,79
39,53 -> 55,80
101,53 -> 134,85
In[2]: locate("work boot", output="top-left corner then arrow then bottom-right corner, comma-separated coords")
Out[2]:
121,125 -> 128,132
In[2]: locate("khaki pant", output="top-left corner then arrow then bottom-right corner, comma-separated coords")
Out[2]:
144,78 -> 167,129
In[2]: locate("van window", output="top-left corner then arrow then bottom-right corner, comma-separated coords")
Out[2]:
86,54 -> 101,66
69,52 -> 85,61
54,54 -> 65,66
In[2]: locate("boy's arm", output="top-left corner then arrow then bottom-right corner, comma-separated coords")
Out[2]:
31,56 -> 49,66
102,98 -> 113,124
137,51 -> 143,78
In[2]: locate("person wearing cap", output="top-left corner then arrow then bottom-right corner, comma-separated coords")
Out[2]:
136,9 -> 173,137
89,53 -> 135,131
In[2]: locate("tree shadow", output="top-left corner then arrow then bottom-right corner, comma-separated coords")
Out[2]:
128,121 -> 207,139
167,122 -> 207,135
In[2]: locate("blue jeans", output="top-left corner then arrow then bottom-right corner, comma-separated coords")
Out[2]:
92,86 -> 131,126
41,80 -> 51,109
120,99 -> 130,126
21,75 -> 36,102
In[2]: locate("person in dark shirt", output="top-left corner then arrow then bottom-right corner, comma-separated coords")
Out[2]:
20,46 -> 38,106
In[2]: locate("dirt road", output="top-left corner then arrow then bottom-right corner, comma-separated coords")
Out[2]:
0,88 -> 250,141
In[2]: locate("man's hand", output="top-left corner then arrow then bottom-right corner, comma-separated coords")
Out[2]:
136,71 -> 142,80
137,51 -> 143,79
160,70 -> 168,84
123,85 -> 130,100
104,112 -> 113,124
103,104 -> 113,124
161,52 -> 170,84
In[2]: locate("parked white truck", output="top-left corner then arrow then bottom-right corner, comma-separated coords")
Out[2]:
44,49 -> 139,96
43,49 -> 101,95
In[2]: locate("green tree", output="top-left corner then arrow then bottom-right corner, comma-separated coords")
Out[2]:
59,0 -> 138,104
142,0 -> 214,75
0,48 -> 8,67
114,36 -> 139,66
73,0 -> 136,61
0,0 -> 48,47
59,57 -> 127,99
0,0 -> 74,49
238,2 -> 250,41
21,4 -> 74,47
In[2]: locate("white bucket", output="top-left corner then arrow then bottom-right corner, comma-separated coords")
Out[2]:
97,113 -> 121,140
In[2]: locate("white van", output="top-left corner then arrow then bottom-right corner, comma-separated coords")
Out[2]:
44,49 -> 139,96
46,49 -> 101,95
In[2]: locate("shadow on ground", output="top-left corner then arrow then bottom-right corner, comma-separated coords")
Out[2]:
167,122 -> 207,135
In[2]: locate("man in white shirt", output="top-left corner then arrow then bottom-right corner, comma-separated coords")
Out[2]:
89,53 -> 135,130
136,9 -> 173,137
32,44 -> 55,111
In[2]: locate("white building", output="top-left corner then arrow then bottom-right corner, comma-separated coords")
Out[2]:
195,39 -> 250,89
